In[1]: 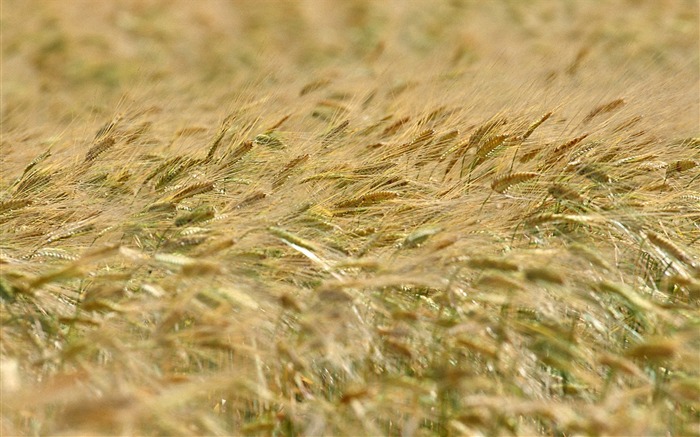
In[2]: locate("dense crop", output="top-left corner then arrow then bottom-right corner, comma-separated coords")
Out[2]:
1,1 -> 699,435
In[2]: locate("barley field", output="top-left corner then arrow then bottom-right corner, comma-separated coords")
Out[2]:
1,1 -> 699,436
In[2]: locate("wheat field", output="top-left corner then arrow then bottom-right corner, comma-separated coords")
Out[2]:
1,1 -> 699,436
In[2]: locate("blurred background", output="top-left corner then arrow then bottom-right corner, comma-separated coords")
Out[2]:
2,0 -> 698,142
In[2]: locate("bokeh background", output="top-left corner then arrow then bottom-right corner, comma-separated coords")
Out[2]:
2,0 -> 698,136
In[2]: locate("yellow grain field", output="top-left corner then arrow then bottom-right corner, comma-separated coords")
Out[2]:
1,1 -> 699,435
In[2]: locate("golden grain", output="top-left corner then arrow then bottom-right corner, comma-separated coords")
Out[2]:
13,169 -> 52,195
273,154 -> 309,188
626,339 -> 678,361
266,114 -> 291,132
468,117 -> 508,147
547,183 -> 584,202
168,181 -> 215,203
524,267 -> 565,284
22,149 -> 52,175
491,172 -> 539,194
646,231 -> 695,266
612,115 -> 643,133
334,191 -> 399,209
467,257 -> 520,272
381,116 -> 411,138
402,226 -> 442,248
204,120 -> 233,162
84,136 -> 116,162
154,158 -> 198,190
268,227 -> 320,252
322,119 -> 349,146
551,133 -> 590,160
33,248 -> 78,261
235,191 -> 269,209
300,78 -> 331,96
522,111 -> 553,139
45,221 -> 96,244
665,159 -> 697,177
0,198 -> 33,214
473,134 -> 509,166
409,129 -> 436,147
3,3 -> 698,435
254,133 -> 285,149
583,98 -> 625,123
174,204 -> 215,227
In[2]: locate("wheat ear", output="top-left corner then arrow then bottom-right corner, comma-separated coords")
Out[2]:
490,172 -> 539,194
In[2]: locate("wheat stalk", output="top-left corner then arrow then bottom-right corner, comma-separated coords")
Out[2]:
381,116 -> 411,138
468,117 -> 508,147
154,158 -> 198,190
546,134 -> 590,166
13,169 -> 52,196
491,172 -> 539,194
0,199 -> 33,214
266,114 -> 291,132
522,111 -> 553,139
221,140 -> 254,166
466,256 -> 520,272
168,181 -> 215,203
408,129 -> 435,147
646,231 -> 695,267
322,119 -> 349,146
300,78 -> 331,96
234,191 -> 269,209
22,149 -> 52,175
204,119 -> 233,162
612,114 -> 643,133
583,98 -> 625,123
353,162 -> 397,175
665,160 -> 697,177
273,154 -> 310,188
268,227 -> 320,253
474,134 -> 509,164
174,205 -> 215,227
548,183 -> 585,203
84,136 -> 116,163
334,191 -> 399,209
44,219 -> 97,245
524,267 -> 565,284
